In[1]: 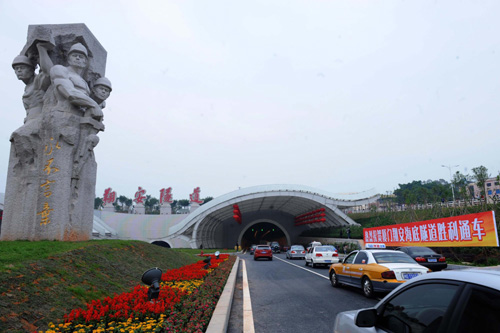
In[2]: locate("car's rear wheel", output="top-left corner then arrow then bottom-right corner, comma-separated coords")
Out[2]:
270,256 -> 273,261
305,260 -> 308,266
362,277 -> 374,298
330,271 -> 340,287
311,260 -> 316,268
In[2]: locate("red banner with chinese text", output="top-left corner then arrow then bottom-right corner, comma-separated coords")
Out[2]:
363,211 -> 498,247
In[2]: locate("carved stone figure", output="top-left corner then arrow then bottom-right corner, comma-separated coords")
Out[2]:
1,24 -> 110,241
10,42 -> 52,165
90,77 -> 112,109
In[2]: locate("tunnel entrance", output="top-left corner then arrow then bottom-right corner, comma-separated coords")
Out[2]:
152,241 -> 171,248
240,222 -> 287,250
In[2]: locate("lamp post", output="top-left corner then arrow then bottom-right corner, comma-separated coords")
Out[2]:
442,164 -> 459,203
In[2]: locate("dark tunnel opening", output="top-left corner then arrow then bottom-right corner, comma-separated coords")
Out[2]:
240,222 -> 287,250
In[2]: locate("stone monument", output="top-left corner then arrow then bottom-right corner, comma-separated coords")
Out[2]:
133,187 -> 146,215
159,187 -> 173,215
189,187 -> 204,212
102,187 -> 116,212
1,24 -> 111,241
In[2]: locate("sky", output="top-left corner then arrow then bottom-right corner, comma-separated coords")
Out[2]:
0,0 -> 499,202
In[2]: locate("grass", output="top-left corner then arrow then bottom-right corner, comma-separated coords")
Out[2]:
0,240 -> 207,332
174,248 -> 236,255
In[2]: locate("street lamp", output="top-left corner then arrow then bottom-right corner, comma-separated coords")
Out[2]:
442,164 -> 459,202
141,267 -> 162,301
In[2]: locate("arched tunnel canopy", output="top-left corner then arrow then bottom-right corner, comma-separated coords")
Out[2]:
167,184 -> 379,249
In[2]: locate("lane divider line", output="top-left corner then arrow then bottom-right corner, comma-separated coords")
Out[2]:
274,256 -> 329,280
242,259 -> 255,333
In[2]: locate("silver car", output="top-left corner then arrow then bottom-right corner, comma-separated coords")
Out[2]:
286,245 -> 306,259
334,269 -> 500,332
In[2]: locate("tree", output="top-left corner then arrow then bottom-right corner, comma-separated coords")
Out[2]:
144,195 -> 160,214
452,171 -> 473,200
472,165 -> 490,200
125,198 -> 133,212
94,197 -> 103,210
201,197 -> 214,205
394,180 -> 451,204
118,195 -> 128,210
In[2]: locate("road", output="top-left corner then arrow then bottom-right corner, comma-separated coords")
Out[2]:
229,252 -> 378,333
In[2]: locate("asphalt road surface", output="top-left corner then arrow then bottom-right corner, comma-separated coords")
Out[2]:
230,252 -> 378,333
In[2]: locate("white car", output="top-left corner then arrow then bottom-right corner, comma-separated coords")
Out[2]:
333,269 -> 500,332
305,245 -> 339,267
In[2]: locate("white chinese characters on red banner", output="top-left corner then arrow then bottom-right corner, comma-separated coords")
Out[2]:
159,187 -> 173,205
102,188 -> 116,206
134,186 -> 147,204
363,211 -> 498,247
189,187 -> 204,204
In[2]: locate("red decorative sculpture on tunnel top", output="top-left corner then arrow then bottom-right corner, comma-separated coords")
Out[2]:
134,186 -> 147,204
233,204 -> 242,224
103,187 -> 116,206
159,187 -> 173,204
190,187 -> 204,204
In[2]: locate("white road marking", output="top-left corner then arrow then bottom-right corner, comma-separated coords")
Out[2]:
274,256 -> 329,280
242,259 -> 255,333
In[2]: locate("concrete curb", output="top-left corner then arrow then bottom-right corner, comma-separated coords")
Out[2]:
206,256 -> 240,333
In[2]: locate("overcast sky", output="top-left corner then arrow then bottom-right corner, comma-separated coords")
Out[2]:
0,0 -> 499,201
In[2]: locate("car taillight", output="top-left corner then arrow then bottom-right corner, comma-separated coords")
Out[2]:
315,253 -> 323,257
415,257 -> 426,262
291,251 -> 296,254
438,257 -> 446,262
301,251 -> 305,254
381,271 -> 396,279
332,253 -> 338,257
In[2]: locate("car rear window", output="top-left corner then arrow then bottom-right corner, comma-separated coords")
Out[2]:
373,252 -> 416,264
315,246 -> 333,252
257,245 -> 270,249
291,246 -> 304,250
408,247 -> 438,255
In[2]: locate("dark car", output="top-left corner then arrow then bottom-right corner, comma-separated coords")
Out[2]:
248,244 -> 257,255
397,246 -> 447,271
270,241 -> 281,253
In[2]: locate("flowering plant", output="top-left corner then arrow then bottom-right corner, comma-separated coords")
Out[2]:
44,254 -> 234,333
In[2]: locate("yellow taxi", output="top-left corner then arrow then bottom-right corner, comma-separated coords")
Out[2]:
328,245 -> 430,298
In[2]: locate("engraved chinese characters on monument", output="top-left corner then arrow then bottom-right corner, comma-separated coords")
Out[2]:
1,24 -> 111,241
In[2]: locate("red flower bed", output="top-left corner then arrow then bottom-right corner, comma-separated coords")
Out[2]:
54,253 -> 234,332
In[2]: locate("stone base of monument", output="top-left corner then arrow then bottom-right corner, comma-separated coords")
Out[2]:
190,203 -> 201,212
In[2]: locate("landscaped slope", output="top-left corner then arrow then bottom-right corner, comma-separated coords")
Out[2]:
0,240 -> 199,332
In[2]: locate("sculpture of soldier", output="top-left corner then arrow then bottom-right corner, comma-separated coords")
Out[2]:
10,42 -> 53,165
1,24 -> 110,241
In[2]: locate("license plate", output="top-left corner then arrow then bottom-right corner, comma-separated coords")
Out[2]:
324,260 -> 331,263
403,273 -> 420,280
428,259 -> 437,262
